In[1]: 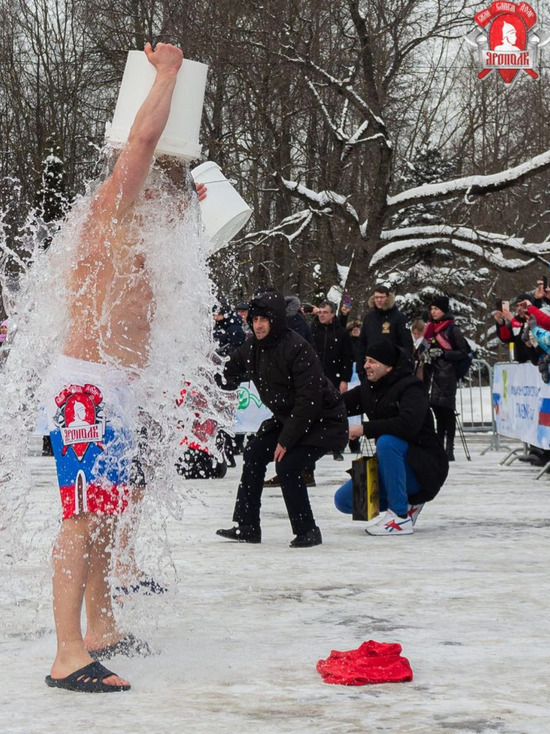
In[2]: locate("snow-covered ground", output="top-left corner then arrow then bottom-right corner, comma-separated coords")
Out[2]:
1,433 -> 549,734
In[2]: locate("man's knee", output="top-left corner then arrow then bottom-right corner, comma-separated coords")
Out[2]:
274,450 -> 303,478
334,481 -> 353,514
376,434 -> 408,460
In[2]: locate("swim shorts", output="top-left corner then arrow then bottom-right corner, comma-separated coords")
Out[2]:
46,355 -> 140,520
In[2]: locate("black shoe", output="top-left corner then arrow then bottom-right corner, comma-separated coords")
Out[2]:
301,469 -> 316,487
264,475 -> 280,487
216,525 -> 261,543
332,451 -> 344,461
289,526 -> 322,548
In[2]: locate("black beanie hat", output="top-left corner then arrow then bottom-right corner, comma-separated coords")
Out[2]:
365,340 -> 399,367
430,295 -> 450,313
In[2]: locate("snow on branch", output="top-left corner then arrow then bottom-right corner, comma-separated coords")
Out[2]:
241,207 -> 330,248
387,148 -> 550,212
370,236 -> 536,272
382,225 -> 550,258
281,178 -> 359,223
279,46 -> 388,137
306,80 -> 347,143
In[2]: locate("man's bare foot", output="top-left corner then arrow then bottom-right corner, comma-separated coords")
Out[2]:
83,631 -> 126,652
50,639 -> 128,687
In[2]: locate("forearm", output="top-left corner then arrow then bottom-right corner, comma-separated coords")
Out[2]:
128,68 -> 179,153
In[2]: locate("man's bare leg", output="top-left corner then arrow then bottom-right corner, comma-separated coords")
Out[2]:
50,514 -> 129,687
113,486 -> 146,587
83,516 -> 124,650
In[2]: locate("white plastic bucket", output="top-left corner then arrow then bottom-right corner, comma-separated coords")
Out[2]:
191,161 -> 252,249
105,50 -> 208,160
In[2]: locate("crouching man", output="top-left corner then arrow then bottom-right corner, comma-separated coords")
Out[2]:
334,341 -> 448,535
216,290 -> 348,547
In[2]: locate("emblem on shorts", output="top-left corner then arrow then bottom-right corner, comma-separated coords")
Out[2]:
465,2 -> 549,83
53,383 -> 105,460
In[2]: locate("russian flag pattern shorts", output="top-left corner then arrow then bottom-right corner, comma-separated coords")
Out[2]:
45,355 -> 137,520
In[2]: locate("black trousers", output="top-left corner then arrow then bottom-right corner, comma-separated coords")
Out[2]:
432,405 -> 456,446
232,429 -> 326,535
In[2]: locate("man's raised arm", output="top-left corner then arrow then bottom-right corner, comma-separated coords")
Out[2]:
92,42 -> 183,219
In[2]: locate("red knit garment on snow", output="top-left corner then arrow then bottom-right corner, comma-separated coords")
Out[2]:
316,640 -> 413,685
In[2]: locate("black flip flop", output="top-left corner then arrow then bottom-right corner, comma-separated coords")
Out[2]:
88,634 -> 152,661
45,661 -> 130,692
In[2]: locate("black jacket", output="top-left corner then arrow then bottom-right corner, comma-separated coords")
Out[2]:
285,296 -> 313,344
213,313 -> 246,357
344,349 -> 448,503
357,294 -> 413,379
422,318 -> 470,410
223,291 -> 347,452
311,317 -> 354,387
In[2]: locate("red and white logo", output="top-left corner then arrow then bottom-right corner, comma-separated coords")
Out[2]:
466,2 -> 549,83
54,383 -> 105,460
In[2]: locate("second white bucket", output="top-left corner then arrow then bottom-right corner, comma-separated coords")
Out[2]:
105,50 -> 208,160
191,162 -> 252,249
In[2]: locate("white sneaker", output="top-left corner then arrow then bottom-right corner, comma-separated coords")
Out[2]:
407,503 -> 424,527
365,510 -> 413,536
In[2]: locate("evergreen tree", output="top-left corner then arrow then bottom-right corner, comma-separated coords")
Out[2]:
33,137 -> 73,249
392,144 -> 457,228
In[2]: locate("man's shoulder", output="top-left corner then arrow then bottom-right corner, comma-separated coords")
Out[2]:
384,371 -> 424,395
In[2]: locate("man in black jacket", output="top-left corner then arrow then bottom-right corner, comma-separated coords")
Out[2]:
311,300 -> 354,461
216,290 -> 348,547
311,301 -> 354,391
356,286 -> 413,381
334,340 -> 448,535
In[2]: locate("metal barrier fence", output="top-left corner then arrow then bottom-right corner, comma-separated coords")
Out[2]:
456,358 -> 510,453
456,358 -> 494,433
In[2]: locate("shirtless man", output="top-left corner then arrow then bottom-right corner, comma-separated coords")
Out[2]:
45,42 -> 206,692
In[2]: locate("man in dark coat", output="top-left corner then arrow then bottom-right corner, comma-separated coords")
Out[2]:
285,295 -> 313,344
356,286 -> 413,381
334,340 -> 448,535
216,290 -> 348,547
311,301 -> 354,391
311,300 -> 354,461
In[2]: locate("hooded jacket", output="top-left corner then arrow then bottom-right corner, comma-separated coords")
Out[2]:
357,294 -> 413,380
344,347 -> 448,503
284,296 -> 313,344
223,290 -> 347,451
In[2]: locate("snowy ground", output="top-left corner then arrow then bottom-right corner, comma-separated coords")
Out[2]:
1,433 -> 549,734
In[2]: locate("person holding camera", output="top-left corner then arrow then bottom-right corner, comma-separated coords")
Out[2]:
418,296 -> 470,461
494,294 -> 539,364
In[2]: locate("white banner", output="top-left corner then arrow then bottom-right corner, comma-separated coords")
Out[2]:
233,382 -> 272,433
493,362 -> 550,449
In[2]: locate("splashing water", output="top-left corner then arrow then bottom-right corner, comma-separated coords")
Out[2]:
0,149 -> 235,620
